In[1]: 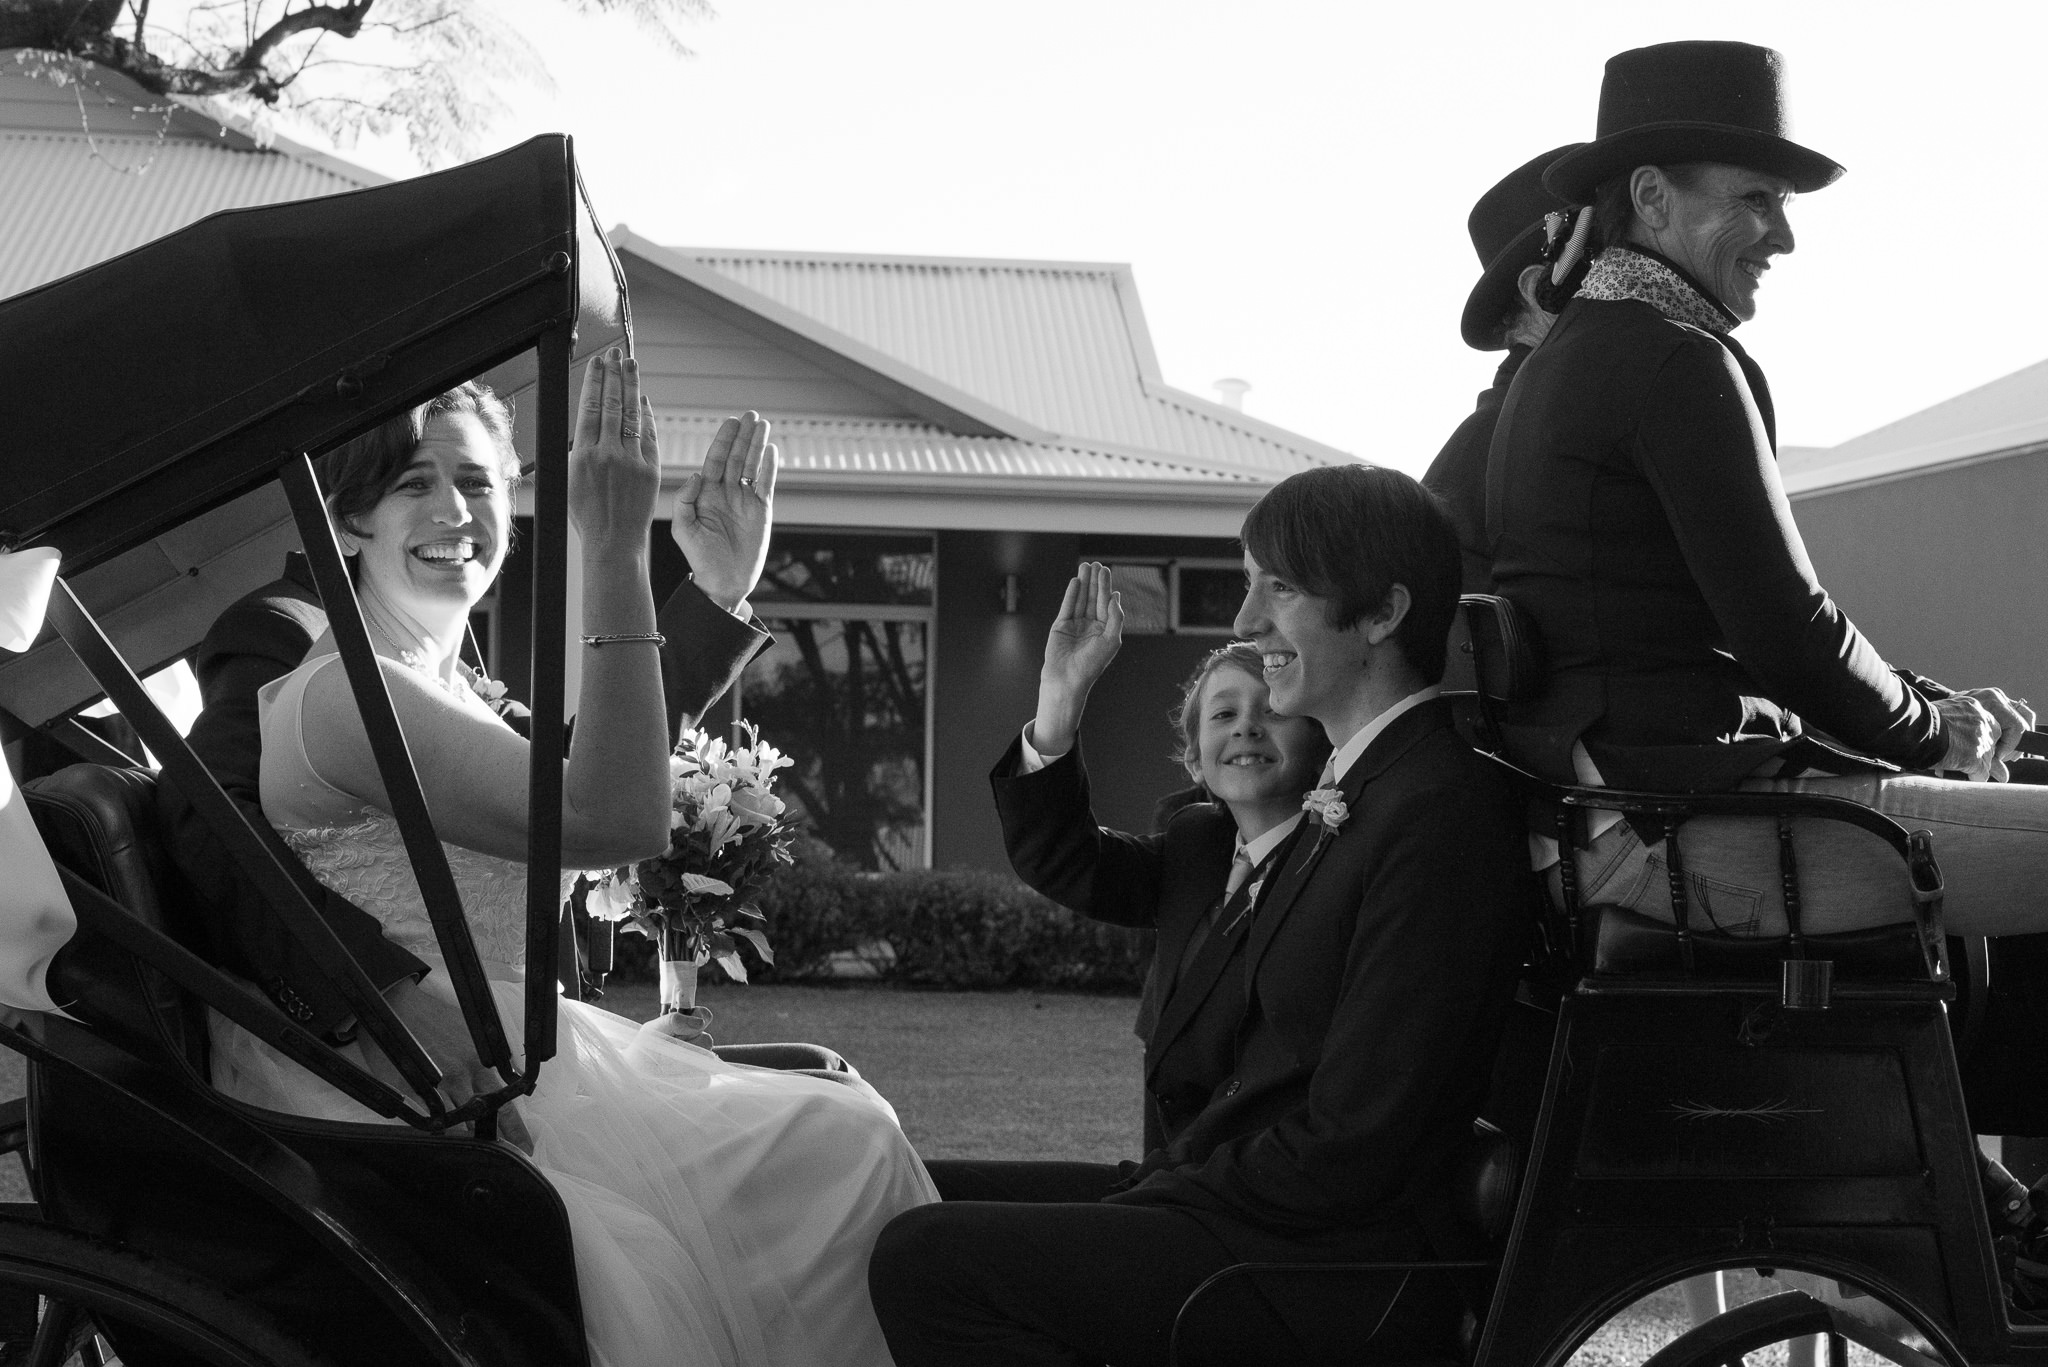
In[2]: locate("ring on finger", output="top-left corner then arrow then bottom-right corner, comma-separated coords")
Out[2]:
738,477 -> 755,488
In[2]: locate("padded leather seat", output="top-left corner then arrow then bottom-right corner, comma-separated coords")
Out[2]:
24,764 -> 210,1076
1590,904 -> 1931,980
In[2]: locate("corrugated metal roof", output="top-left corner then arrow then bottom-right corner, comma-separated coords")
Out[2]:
653,415 -> 1256,484
678,248 -> 1350,475
1784,355 -> 2048,496
0,130 -> 374,300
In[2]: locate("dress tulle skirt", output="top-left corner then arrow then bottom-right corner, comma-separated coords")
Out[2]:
210,970 -> 937,1367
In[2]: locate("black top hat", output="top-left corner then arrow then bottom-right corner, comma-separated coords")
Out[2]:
1543,41 -> 1843,204
1460,144 -> 1583,351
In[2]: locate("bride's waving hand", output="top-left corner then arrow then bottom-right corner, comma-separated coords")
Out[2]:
296,350 -> 689,867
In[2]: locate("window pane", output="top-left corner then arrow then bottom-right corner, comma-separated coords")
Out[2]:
752,532 -> 935,607
738,617 -> 928,870
1176,565 -> 1244,633
1107,564 -> 1169,634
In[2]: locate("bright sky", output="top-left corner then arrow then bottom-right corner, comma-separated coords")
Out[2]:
333,0 -> 2048,474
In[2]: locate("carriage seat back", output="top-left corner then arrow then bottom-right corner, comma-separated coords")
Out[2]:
24,763 -> 209,1075
1449,1118 -> 1521,1248
1447,596 -> 1544,705
1444,596 -> 1545,759
1592,905 -> 1931,979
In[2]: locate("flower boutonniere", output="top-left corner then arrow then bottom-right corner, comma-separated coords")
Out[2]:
1302,787 -> 1349,833
462,664 -> 516,718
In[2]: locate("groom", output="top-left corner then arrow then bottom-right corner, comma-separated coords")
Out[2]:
868,465 -> 1529,1365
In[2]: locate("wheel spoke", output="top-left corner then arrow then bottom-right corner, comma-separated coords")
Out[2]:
25,1299 -> 79,1367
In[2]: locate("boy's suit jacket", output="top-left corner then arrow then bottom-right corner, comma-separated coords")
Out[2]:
990,736 -> 1246,1149
156,553 -> 769,1033
1105,698 -> 1528,1262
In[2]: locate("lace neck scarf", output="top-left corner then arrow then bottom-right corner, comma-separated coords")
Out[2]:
1576,247 -> 1740,334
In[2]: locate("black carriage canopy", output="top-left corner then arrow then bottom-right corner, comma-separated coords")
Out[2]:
0,133 -> 629,1137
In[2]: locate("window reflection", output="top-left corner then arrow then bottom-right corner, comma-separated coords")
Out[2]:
738,616 -> 929,871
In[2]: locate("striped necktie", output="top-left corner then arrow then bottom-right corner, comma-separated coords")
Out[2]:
1174,844 -> 1260,980
1224,846 -> 1255,899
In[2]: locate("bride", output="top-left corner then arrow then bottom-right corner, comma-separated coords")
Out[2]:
206,350 -> 939,1367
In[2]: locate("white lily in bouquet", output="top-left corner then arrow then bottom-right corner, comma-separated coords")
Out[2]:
586,722 -> 800,1021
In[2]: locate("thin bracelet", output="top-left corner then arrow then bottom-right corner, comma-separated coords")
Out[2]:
581,632 -> 667,648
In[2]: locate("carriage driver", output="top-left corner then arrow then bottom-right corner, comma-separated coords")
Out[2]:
1486,40 -> 2046,940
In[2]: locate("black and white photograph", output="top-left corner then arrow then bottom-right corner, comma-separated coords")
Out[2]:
2,3 -> 2047,1364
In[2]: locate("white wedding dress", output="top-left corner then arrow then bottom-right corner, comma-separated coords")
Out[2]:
207,654 -> 938,1367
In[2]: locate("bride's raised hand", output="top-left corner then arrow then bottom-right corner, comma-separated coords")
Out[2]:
1032,562 -> 1124,756
568,348 -> 662,553
673,412 -> 777,612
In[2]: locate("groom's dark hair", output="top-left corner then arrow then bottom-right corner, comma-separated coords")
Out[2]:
318,381 -> 517,540
1240,465 -> 1460,682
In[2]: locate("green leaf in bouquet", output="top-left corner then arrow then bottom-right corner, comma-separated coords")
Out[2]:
730,924 -> 775,964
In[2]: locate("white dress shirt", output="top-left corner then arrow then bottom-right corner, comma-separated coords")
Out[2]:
1316,686 -> 1443,790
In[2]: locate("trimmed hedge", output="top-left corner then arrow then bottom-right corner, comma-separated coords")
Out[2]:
612,836 -> 1151,992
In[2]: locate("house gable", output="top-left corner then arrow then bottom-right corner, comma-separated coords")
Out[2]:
616,233 -> 1046,439
628,266 -> 937,423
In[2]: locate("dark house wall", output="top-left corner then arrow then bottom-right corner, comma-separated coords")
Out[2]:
499,518 -> 1243,875
1790,449 -> 2048,706
930,529 -> 1242,873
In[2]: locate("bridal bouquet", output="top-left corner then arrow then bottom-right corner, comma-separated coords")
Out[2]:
586,722 -> 799,1015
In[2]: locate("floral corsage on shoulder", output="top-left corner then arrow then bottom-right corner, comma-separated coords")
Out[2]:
459,663 -> 516,719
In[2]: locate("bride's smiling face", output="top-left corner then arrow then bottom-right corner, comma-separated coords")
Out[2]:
347,411 -> 514,615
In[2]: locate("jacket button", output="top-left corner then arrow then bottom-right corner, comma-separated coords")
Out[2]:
1223,1080 -> 1241,1097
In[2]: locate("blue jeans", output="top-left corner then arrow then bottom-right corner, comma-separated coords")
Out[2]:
1557,773 -> 2048,937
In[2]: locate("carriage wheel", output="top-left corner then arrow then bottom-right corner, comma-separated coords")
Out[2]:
1638,1290 -> 1944,1367
0,1217 -> 335,1367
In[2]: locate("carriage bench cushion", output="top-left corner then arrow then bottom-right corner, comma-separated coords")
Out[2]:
25,764 -> 210,1073
1590,903 -> 1929,980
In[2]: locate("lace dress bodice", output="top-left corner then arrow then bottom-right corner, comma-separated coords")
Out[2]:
278,814 -> 552,971
258,651 -> 575,973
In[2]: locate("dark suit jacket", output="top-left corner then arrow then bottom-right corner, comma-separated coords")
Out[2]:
1103,699 -> 1527,1263
158,553 -> 770,1032
1422,343 -> 1530,595
1486,294 -> 1947,792
990,737 -> 1241,1146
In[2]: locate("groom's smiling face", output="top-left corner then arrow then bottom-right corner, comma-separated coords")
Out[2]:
349,411 -> 514,611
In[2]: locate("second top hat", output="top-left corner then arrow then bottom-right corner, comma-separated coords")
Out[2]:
1461,144 -> 1583,350
1542,40 -> 1843,204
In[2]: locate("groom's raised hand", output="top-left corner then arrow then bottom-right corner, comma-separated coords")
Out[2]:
674,412 -> 778,615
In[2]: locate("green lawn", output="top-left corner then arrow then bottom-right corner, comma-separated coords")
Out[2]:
601,980 -> 1147,1161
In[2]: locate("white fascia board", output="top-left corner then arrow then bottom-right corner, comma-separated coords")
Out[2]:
767,488 -> 1258,537
680,244 -> 1132,275
625,472 -> 1266,537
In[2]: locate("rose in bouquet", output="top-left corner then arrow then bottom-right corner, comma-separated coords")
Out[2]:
586,722 -> 798,1017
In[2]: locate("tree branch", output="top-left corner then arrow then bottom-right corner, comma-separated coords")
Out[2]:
235,1 -> 376,75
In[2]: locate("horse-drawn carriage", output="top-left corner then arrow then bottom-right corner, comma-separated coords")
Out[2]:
0,135 -> 2043,1366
